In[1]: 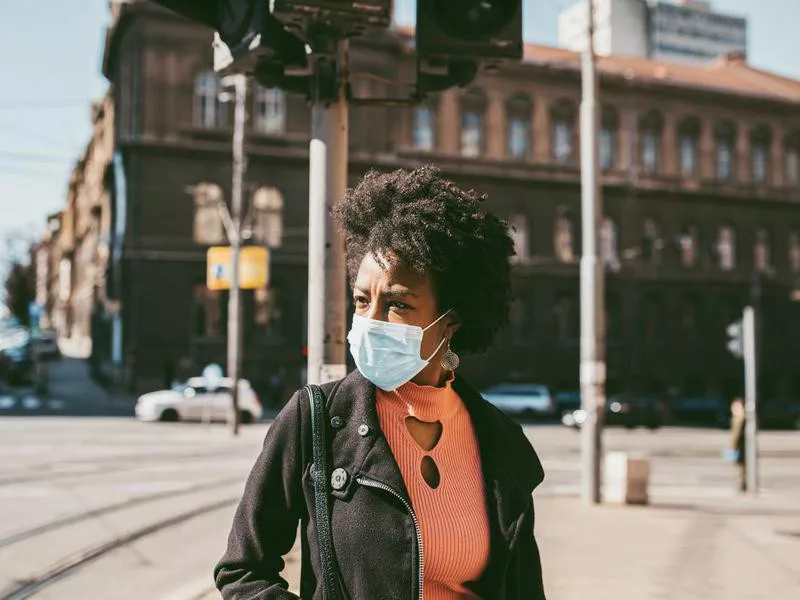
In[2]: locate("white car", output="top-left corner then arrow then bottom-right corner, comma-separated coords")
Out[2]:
135,377 -> 262,424
482,383 -> 556,417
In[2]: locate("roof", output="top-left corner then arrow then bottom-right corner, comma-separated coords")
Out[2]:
521,44 -> 800,104
391,25 -> 800,104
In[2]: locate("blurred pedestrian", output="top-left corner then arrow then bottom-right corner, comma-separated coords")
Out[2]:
215,166 -> 547,599
729,397 -> 747,493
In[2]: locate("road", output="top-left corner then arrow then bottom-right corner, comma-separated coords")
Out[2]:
0,417 -> 798,599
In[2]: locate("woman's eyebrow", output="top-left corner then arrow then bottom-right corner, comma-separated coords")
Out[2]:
382,289 -> 417,299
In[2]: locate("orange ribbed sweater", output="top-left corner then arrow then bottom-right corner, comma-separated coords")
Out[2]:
376,376 -> 490,600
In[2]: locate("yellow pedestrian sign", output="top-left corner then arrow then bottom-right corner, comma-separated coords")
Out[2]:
207,246 -> 269,291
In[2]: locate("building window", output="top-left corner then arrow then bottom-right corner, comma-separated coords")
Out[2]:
754,228 -> 770,272
600,217 -> 620,271
789,231 -> 800,273
600,105 -> 619,171
787,148 -> 799,186
194,72 -> 225,129
642,218 -> 663,266
508,213 -> 529,264
254,286 -> 282,337
679,225 -> 699,268
554,211 -> 575,263
551,99 -> 575,164
194,284 -> 221,338
678,117 -> 700,178
506,93 -> 531,160
717,225 -> 736,271
251,186 -> 283,248
784,131 -> 800,187
554,291 -> 578,342
642,293 -> 665,345
413,105 -> 436,151
640,110 -> 663,175
253,86 -> 286,134
751,125 -> 771,185
460,89 -> 486,158
193,183 -> 225,245
715,120 -> 736,181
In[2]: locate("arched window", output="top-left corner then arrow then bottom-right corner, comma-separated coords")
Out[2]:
640,110 -> 663,174
789,231 -> 800,273
642,217 -> 663,266
508,213 -> 529,264
194,72 -> 225,129
600,105 -> 619,170
751,124 -> 772,184
506,93 -> 532,160
554,208 -> 576,263
717,224 -> 736,270
551,99 -> 576,165
679,224 -> 699,268
253,85 -> 286,134
754,228 -> 771,272
600,217 -> 620,271
193,183 -> 225,245
413,101 -> 437,151
715,120 -> 737,181
784,130 -> 800,186
251,187 -> 284,248
460,89 -> 486,158
678,116 -> 701,178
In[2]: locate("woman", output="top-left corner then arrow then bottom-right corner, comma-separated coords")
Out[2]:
215,166 -> 546,599
729,397 -> 747,492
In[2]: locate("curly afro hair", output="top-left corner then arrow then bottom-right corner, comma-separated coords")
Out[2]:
332,165 -> 514,355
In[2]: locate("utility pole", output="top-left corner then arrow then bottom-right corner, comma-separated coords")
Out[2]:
742,306 -> 759,494
223,73 -> 247,435
580,0 -> 605,505
306,40 -> 349,386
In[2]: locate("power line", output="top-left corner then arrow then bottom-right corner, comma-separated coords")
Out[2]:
0,151 -> 75,165
0,119 -> 83,153
0,100 -> 93,110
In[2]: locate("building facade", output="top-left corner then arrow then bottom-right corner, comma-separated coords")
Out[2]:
50,2 -> 800,402
559,0 -> 747,64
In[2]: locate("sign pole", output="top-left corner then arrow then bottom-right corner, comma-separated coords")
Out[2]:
580,0 -> 605,505
743,306 -> 759,494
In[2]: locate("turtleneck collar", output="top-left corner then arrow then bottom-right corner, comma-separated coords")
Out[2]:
377,371 -> 461,422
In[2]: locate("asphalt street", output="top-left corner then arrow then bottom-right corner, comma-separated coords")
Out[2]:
1,416 -> 798,599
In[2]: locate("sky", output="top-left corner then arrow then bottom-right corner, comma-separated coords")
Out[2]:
0,0 -> 797,256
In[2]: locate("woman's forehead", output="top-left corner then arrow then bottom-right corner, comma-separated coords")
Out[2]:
354,253 -> 430,292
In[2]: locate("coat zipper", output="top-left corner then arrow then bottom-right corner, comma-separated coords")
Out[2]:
356,476 -> 424,600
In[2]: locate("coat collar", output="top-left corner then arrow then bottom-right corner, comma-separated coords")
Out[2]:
323,370 -> 544,536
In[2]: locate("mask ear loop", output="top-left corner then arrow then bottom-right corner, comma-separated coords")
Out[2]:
422,308 -> 454,362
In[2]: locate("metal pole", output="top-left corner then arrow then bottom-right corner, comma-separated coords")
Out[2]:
227,73 -> 247,436
307,41 -> 349,385
580,0 -> 605,505
743,306 -> 758,494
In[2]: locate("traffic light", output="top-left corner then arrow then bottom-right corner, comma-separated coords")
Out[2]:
416,0 -> 523,63
727,320 -> 743,359
271,0 -> 392,40
152,1 -> 307,74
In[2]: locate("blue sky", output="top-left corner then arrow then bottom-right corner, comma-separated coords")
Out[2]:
0,0 -> 797,253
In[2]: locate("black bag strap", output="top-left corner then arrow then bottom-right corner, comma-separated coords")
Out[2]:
306,384 -> 345,600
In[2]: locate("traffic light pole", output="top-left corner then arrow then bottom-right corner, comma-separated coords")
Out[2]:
579,0 -> 605,505
743,306 -> 759,495
225,73 -> 247,436
306,40 -> 349,386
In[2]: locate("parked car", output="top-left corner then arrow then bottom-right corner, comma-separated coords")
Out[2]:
0,329 -> 34,386
481,383 -> 556,418
554,390 -> 582,415
562,393 -> 665,430
135,377 -> 262,423
671,395 -> 729,428
758,398 -> 800,430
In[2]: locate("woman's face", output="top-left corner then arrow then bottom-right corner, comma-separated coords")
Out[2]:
352,253 -> 459,363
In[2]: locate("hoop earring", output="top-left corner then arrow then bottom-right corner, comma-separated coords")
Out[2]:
440,341 -> 460,371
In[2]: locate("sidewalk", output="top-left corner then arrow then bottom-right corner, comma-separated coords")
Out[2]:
191,491 -> 800,599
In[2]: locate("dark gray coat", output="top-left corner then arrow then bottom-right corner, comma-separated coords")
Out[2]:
214,371 -> 546,599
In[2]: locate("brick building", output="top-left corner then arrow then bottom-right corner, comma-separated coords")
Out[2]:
54,2 -> 800,400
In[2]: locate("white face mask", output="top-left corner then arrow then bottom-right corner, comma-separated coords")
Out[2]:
347,310 -> 453,392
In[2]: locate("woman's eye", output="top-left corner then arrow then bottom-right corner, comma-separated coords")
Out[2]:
389,301 -> 410,311
353,296 -> 368,307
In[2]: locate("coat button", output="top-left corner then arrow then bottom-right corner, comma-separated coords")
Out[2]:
330,416 -> 344,429
357,424 -> 370,437
331,468 -> 348,490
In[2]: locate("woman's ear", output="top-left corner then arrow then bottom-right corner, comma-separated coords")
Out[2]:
446,311 -> 462,337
